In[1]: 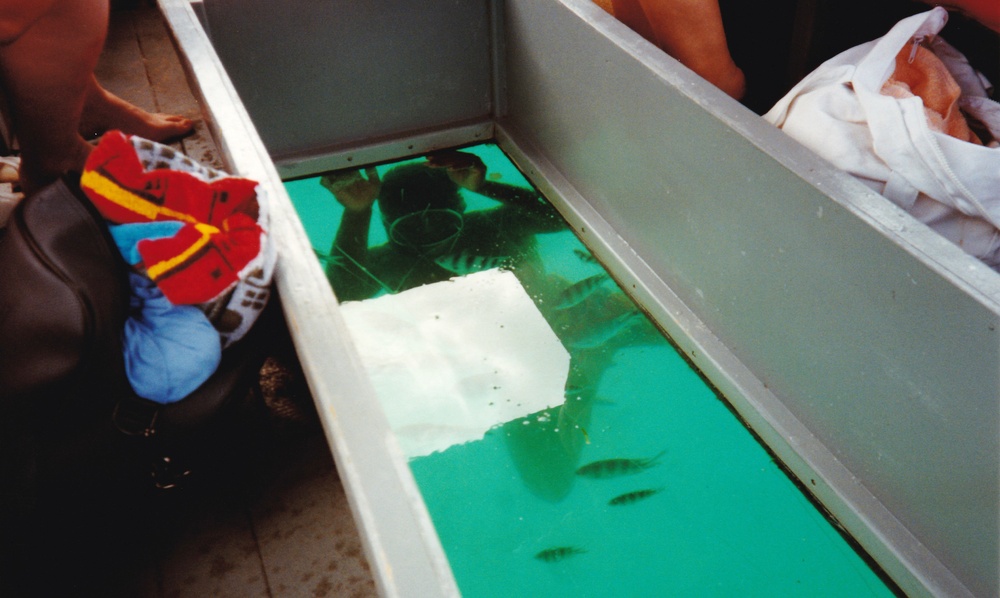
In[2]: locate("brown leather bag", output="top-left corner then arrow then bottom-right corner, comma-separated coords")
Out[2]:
0,176 -> 131,402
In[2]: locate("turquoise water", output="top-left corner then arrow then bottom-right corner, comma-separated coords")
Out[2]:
285,144 -> 896,597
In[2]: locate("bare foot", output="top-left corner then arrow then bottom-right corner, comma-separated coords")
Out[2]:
80,77 -> 194,142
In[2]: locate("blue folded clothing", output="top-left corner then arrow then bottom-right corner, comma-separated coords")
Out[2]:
112,222 -> 222,404
121,271 -> 221,404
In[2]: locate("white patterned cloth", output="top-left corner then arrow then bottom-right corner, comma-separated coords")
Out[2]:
765,8 -> 1000,268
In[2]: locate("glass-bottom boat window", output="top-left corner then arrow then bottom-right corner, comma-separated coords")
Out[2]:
285,143 -> 895,596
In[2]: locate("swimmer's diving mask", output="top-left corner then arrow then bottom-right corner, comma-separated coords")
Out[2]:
384,206 -> 465,254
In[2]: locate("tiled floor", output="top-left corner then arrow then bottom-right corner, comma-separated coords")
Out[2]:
89,4 -> 379,597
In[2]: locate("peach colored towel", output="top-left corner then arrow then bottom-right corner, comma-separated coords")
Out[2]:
882,43 -> 982,144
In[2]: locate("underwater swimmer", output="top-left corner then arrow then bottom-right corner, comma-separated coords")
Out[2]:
319,150 -> 563,301
0,0 -> 193,193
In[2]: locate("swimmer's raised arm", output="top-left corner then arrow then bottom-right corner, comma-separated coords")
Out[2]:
320,167 -> 380,269
474,179 -> 545,210
320,167 -> 380,212
426,150 -> 485,192
426,150 -> 542,210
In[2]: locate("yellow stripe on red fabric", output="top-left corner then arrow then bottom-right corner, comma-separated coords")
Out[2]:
80,169 -> 200,224
145,224 -> 220,280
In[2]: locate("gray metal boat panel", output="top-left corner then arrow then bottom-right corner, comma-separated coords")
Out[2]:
499,2 -> 998,596
168,0 -> 999,595
198,0 -> 495,166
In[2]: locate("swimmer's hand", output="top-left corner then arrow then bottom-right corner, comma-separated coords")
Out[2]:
319,167 -> 380,212
426,150 -> 485,192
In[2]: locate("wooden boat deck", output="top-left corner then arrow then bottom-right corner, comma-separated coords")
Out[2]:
96,3 -> 377,596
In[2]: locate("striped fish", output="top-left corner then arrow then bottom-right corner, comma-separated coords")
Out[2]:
575,450 -> 665,479
573,248 -> 598,264
608,487 -> 663,506
566,310 -> 643,350
534,546 -> 586,563
563,384 -> 592,401
555,273 -> 611,310
434,250 -> 509,275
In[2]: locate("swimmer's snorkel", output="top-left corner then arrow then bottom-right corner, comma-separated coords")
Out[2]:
378,163 -> 466,256
385,204 -> 464,254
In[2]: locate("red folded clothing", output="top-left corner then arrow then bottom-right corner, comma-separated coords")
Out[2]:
81,130 -> 264,305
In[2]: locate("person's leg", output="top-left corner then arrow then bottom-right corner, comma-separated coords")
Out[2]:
923,0 -> 1000,32
0,0 -> 59,45
610,0 -> 659,43
0,0 -> 102,193
0,0 -> 194,194
615,0 -> 745,99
